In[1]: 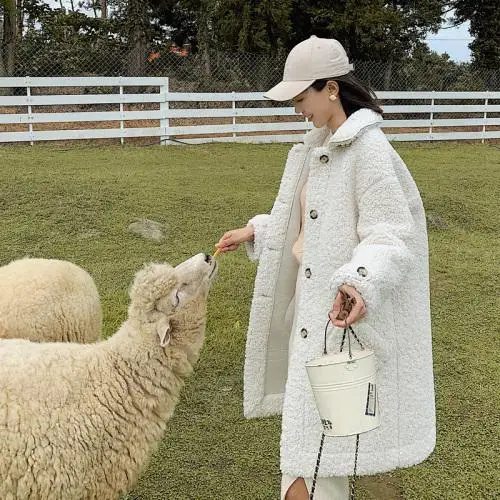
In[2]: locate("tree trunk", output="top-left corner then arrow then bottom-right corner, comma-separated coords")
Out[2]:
127,23 -> 146,76
0,5 -> 6,80
197,5 -> 211,76
126,0 -> 147,77
100,0 -> 107,19
383,59 -> 393,90
16,0 -> 22,37
3,0 -> 17,76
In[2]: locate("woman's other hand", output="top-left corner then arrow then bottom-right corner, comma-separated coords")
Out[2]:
329,284 -> 366,327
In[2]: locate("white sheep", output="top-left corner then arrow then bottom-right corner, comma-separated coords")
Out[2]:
0,253 -> 217,500
0,258 -> 102,343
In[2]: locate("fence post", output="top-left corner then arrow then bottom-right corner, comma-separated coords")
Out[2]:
26,76 -> 34,146
482,95 -> 488,145
232,91 -> 236,140
160,77 -> 170,145
429,91 -> 435,141
119,76 -> 125,146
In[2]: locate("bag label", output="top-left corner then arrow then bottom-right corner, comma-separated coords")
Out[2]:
365,383 -> 377,416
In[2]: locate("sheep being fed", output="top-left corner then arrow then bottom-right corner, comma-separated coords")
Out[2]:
0,253 -> 217,500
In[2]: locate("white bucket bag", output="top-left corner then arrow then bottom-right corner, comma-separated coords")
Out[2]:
305,318 -> 380,500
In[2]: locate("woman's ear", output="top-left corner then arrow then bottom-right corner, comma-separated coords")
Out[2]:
327,80 -> 340,98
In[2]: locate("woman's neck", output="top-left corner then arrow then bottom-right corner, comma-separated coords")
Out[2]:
327,108 -> 348,133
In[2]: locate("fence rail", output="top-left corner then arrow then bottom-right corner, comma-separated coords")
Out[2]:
0,77 -> 498,145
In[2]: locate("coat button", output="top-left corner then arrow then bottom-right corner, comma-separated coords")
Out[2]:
305,268 -> 312,278
310,209 -> 318,219
300,328 -> 308,338
320,155 -> 329,164
357,266 -> 368,277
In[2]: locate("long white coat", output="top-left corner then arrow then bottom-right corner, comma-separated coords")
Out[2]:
243,109 -> 436,477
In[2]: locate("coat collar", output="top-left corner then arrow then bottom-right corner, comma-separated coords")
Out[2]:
303,108 -> 383,148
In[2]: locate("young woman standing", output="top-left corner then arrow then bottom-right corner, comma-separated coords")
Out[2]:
216,36 -> 436,499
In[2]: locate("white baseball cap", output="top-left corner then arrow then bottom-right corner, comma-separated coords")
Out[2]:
264,35 -> 354,102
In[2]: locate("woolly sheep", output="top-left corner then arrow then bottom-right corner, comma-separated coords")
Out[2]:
0,253 -> 217,500
0,258 -> 102,343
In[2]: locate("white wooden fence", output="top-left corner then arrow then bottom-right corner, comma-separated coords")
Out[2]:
0,76 -> 498,145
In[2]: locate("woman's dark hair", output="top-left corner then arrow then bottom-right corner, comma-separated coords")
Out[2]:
310,73 -> 383,117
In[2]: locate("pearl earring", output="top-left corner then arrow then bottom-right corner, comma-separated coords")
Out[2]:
329,94 -> 337,102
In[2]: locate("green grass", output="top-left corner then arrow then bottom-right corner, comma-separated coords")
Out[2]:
1,142 -> 498,499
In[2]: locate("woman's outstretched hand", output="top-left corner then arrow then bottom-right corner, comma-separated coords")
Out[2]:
329,285 -> 366,328
215,226 -> 254,254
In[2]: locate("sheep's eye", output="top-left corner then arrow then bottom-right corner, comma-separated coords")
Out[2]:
174,291 -> 180,306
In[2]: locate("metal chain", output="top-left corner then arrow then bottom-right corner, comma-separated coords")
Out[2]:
309,432 -> 325,499
350,434 -> 360,500
349,326 -> 364,349
309,433 -> 360,500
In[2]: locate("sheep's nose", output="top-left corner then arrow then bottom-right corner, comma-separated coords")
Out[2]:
204,254 -> 212,263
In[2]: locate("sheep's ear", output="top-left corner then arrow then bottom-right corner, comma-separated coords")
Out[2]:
170,288 -> 180,307
156,317 -> 171,347
170,286 -> 191,308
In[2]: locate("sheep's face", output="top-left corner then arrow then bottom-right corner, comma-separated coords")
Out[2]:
130,253 -> 217,348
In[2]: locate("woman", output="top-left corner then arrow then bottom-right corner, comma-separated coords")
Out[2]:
216,36 -> 436,500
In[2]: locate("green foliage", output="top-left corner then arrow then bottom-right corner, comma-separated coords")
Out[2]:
289,0 -> 446,60
213,0 -> 293,53
454,0 -> 500,69
17,0 -> 125,76
4,0 -> 499,89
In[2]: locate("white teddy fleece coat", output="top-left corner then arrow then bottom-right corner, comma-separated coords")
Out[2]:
243,109 -> 436,477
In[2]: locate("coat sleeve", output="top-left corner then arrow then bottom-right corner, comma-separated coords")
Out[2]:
244,214 -> 270,262
330,138 -> 417,312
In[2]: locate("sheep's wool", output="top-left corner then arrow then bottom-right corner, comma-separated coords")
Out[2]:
0,258 -> 102,343
0,265 -> 208,499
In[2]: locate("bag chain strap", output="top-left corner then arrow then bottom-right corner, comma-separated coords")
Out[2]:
311,320 -> 364,500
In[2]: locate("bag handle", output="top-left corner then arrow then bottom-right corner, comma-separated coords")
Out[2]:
323,319 -> 364,358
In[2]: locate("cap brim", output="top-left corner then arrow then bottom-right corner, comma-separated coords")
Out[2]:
263,80 -> 314,101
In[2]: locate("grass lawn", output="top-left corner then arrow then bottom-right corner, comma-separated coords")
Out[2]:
0,141 -> 498,499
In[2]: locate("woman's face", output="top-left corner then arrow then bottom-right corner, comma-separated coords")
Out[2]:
292,83 -> 342,129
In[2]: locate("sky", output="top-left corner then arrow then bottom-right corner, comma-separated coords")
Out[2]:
425,20 -> 472,62
48,1 -> 473,63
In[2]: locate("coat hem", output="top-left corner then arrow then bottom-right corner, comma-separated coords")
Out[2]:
280,431 -> 436,477
244,393 -> 284,419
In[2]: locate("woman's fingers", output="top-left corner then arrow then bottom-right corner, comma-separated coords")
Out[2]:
328,292 -> 344,324
343,298 -> 365,326
216,227 -> 252,254
215,230 -> 243,253
223,243 -> 240,252
216,231 -> 236,250
332,285 -> 366,327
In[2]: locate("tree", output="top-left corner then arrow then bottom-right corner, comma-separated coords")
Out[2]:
124,0 -> 149,76
17,0 -> 23,35
99,0 -> 107,18
289,0 -> 445,59
17,0 -> 123,76
213,0 -> 293,53
453,0 -> 499,69
286,0 -> 446,88
0,0 -> 17,77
